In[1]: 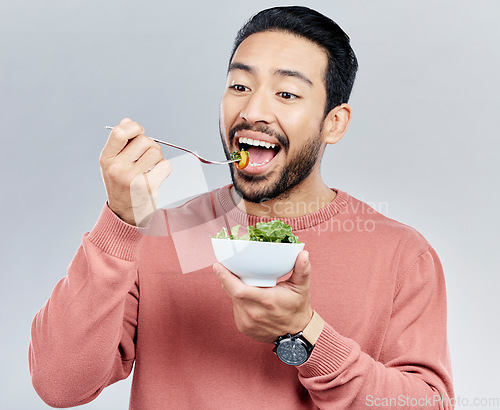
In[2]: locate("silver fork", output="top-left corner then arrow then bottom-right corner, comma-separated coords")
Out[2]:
105,126 -> 237,165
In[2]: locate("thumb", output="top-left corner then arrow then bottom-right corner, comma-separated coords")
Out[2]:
288,250 -> 311,288
120,117 -> 133,124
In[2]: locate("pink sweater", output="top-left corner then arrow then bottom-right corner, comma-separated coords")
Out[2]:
29,187 -> 454,409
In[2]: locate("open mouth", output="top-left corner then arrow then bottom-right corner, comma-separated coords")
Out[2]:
237,136 -> 281,168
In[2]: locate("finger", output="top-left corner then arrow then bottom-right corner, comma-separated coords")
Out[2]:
143,159 -> 172,186
101,121 -> 146,160
118,134 -> 161,164
286,250 -> 311,289
134,146 -> 163,172
213,263 -> 263,301
120,117 -> 132,125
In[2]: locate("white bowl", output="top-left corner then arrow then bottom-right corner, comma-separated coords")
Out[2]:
211,238 -> 305,287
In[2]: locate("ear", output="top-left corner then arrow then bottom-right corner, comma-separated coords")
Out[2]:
321,103 -> 352,145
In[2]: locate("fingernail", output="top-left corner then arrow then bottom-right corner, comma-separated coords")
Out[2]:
213,264 -> 220,275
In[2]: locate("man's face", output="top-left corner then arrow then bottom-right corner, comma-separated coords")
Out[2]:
220,30 -> 329,203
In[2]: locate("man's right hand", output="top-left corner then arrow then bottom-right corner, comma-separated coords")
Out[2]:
100,118 -> 171,226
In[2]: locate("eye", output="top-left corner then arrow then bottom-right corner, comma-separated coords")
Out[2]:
278,92 -> 299,100
229,84 -> 250,92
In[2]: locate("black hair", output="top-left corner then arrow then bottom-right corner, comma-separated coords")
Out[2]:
229,6 -> 358,117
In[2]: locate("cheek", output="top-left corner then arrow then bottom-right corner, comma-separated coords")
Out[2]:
220,95 -> 240,136
279,107 -> 322,147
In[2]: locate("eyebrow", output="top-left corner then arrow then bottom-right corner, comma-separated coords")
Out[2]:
228,62 -> 254,74
228,62 -> 314,87
273,68 -> 313,87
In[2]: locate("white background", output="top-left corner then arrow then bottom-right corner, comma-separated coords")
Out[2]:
1,0 -> 499,408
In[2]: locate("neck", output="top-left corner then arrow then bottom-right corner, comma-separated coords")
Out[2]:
230,172 -> 336,218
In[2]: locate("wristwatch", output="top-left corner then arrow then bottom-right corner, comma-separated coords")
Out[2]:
273,331 -> 314,365
273,311 -> 324,366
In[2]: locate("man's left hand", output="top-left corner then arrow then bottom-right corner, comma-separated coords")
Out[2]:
214,250 -> 313,343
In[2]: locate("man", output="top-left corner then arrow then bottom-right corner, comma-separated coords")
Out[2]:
29,6 -> 454,409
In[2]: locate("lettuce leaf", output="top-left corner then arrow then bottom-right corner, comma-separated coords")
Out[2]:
213,220 -> 300,244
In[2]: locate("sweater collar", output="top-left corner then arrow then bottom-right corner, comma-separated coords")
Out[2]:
216,185 -> 349,232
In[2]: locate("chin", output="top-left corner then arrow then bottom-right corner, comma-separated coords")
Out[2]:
231,170 -> 294,204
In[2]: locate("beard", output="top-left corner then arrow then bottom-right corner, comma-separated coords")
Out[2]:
220,122 -> 324,204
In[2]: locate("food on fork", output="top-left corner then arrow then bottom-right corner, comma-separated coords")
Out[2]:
230,149 -> 250,169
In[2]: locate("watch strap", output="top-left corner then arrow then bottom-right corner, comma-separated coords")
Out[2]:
301,311 -> 324,345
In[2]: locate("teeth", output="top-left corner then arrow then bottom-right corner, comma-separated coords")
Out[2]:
249,161 -> 270,167
239,136 -> 276,149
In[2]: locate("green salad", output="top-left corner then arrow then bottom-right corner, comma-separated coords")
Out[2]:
213,220 -> 300,244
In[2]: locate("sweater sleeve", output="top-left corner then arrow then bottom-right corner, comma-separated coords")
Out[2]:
29,203 -> 142,408
297,247 -> 454,409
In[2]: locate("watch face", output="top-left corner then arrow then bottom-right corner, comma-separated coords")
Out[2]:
276,339 -> 309,365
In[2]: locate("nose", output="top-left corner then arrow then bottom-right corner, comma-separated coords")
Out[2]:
239,89 -> 274,124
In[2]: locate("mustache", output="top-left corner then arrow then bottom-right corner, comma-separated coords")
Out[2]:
228,123 -> 289,154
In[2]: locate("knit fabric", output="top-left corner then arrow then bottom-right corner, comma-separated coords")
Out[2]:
29,186 -> 454,409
